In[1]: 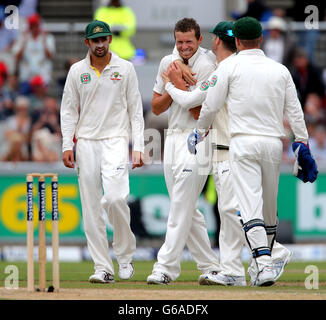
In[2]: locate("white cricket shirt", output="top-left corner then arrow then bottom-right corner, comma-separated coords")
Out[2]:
153,47 -> 216,130
197,49 -> 308,143
60,51 -> 144,152
165,54 -> 236,161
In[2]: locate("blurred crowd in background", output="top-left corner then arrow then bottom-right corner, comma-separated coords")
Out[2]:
0,0 -> 326,166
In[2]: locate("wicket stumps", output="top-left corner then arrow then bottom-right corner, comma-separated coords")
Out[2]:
26,173 -> 59,292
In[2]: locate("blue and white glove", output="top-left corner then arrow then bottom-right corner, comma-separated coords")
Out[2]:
187,129 -> 203,155
292,142 -> 318,183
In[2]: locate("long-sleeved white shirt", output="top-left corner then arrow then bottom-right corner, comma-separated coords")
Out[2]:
197,49 -> 308,143
60,51 -> 144,152
165,54 -> 236,161
153,47 -> 216,130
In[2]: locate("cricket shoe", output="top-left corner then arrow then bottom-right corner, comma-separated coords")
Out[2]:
147,272 -> 170,285
253,266 -> 275,287
89,270 -> 115,284
198,271 -> 221,285
273,249 -> 293,281
118,263 -> 134,280
200,273 -> 247,286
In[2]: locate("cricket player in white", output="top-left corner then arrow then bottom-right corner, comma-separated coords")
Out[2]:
60,21 -> 144,283
147,18 -> 220,285
164,21 -> 292,286
189,17 -> 317,286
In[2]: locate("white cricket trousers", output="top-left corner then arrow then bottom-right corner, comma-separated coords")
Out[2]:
153,131 -> 220,281
212,160 -> 245,277
76,137 -> 136,275
213,159 -> 291,277
229,134 -> 283,270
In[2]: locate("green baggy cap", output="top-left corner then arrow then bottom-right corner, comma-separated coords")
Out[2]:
210,21 -> 235,43
85,20 -> 112,39
233,16 -> 262,40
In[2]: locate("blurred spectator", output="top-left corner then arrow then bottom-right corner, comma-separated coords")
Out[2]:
261,16 -> 296,67
94,0 -> 136,60
286,1 -> 326,63
3,72 -> 19,104
28,74 -> 47,122
30,96 -> 61,162
304,93 -> 326,125
309,125 -> 326,163
57,57 -> 79,97
2,96 -> 31,161
12,13 -> 55,94
0,61 -> 15,120
289,48 -> 325,108
232,0 -> 272,21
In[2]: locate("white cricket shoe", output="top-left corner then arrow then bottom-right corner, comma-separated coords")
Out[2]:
254,266 -> 275,287
273,249 -> 293,281
147,272 -> 170,285
118,263 -> 135,280
198,271 -> 220,285
200,273 -> 247,286
89,270 -> 115,284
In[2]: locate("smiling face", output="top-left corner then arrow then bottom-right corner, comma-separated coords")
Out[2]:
175,30 -> 202,62
85,36 -> 112,57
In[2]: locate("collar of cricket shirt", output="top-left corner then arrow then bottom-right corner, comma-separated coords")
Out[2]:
237,48 -> 265,56
85,51 -> 120,68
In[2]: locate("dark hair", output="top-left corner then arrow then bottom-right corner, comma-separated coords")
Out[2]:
221,39 -> 237,52
239,37 -> 261,48
174,18 -> 201,40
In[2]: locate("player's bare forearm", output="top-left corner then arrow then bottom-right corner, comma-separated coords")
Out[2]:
152,92 -> 172,115
189,106 -> 201,120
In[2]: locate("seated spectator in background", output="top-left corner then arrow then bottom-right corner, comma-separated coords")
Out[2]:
2,96 -> 31,161
309,124 -> 326,163
304,93 -> 326,125
30,96 -> 61,162
12,13 -> 55,95
28,74 -> 47,122
289,48 -> 325,108
94,0 -> 136,60
0,61 -> 15,120
3,72 -> 19,104
57,57 -> 79,98
261,16 -> 296,67
232,0 -> 272,21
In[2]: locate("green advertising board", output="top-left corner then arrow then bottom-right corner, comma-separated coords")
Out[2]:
0,173 -> 325,243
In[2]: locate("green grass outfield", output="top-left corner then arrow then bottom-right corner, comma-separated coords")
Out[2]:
1,260 -> 326,292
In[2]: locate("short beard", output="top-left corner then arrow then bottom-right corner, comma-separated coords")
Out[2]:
92,46 -> 108,57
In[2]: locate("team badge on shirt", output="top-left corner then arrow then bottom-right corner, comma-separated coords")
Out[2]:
200,75 -> 218,91
80,73 -> 91,84
110,72 -> 123,81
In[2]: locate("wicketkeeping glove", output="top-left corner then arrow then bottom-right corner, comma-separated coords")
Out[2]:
187,129 -> 208,154
292,142 -> 318,183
